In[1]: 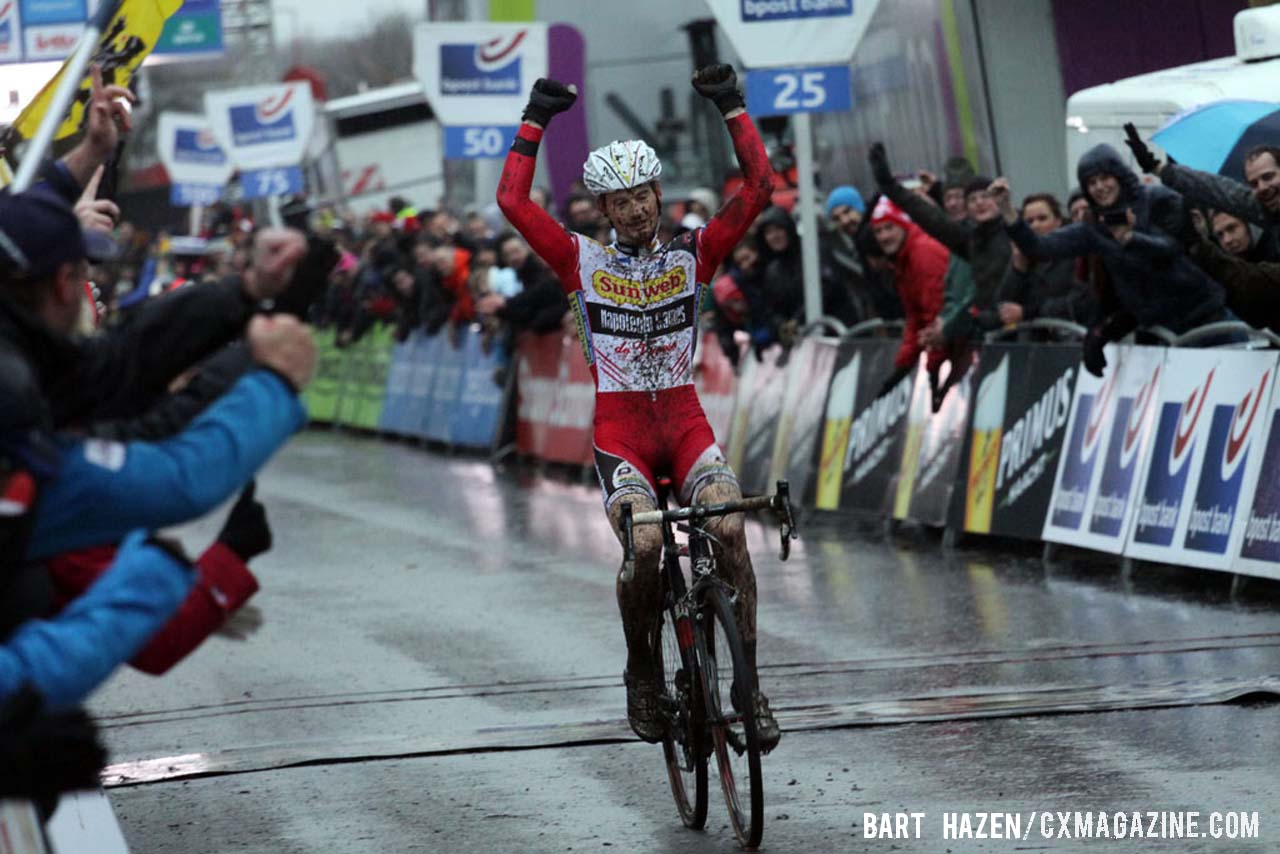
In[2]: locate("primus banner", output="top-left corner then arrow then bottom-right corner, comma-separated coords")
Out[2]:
952,343 -> 1078,540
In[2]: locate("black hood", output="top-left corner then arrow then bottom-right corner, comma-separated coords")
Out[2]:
755,206 -> 799,260
1076,143 -> 1142,211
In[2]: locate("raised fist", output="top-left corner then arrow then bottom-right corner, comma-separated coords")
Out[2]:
692,64 -> 745,116
868,142 -> 894,190
522,78 -> 578,127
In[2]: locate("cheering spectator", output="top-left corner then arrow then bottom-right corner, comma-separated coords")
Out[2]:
1126,127 -> 1280,258
870,142 -> 1010,339
997,193 -> 1097,326
991,143 -> 1228,378
1210,210 -> 1276,262
869,197 -> 973,411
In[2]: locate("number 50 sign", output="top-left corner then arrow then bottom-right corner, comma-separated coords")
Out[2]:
745,65 -> 852,117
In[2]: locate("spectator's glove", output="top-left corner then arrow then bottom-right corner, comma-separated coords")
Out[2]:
868,142 -> 895,190
877,363 -> 913,398
1123,123 -> 1161,175
0,686 -> 106,808
692,64 -> 745,116
522,78 -> 577,127
216,482 -> 272,563
1081,326 -> 1108,378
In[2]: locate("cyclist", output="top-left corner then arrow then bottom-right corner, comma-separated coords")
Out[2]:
497,65 -> 780,750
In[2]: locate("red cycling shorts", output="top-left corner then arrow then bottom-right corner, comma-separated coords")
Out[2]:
592,385 -> 738,512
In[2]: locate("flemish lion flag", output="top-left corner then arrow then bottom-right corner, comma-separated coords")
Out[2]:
10,0 -> 182,142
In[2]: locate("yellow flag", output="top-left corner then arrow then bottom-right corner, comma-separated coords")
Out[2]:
11,0 -> 182,142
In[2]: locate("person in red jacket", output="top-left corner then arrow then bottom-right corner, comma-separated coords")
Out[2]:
870,197 -> 970,410
45,484 -> 270,675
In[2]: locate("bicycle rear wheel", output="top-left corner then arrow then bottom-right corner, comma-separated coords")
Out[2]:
655,606 -> 708,829
700,587 -> 764,849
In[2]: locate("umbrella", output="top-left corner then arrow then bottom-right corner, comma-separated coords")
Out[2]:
1152,100 -> 1280,182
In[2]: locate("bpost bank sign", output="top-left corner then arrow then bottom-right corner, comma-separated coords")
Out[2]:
741,0 -> 853,22
439,32 -> 524,96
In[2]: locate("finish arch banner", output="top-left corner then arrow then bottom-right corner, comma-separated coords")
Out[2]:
1124,349 -> 1277,572
704,0 -> 881,68
413,22 -> 548,126
204,81 -> 315,171
1041,345 -> 1164,554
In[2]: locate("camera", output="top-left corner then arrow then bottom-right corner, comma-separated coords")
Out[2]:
1101,208 -> 1131,226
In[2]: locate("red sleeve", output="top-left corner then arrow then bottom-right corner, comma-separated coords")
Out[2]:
129,542 -> 259,676
496,124 -> 580,292
697,114 -> 775,274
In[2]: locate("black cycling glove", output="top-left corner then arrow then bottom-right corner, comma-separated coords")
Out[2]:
692,64 -> 745,116
522,78 -> 577,127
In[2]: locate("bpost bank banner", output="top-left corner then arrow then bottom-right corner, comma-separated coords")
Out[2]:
413,22 -> 548,126
1042,345 -> 1163,553
704,0 -> 881,68
1125,349 -> 1276,571
954,343 -> 1078,539
157,112 -> 233,203
204,82 -> 315,171
892,353 -> 972,527
1236,369 -> 1280,580
767,337 -> 839,504
813,337 -> 910,514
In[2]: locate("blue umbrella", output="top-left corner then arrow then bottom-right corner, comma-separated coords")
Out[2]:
1153,100 -> 1280,182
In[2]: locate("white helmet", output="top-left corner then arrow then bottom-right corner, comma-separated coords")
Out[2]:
582,139 -> 662,196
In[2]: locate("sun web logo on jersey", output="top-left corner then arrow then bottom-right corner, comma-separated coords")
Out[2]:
229,89 -> 297,147
174,128 -> 227,166
740,0 -> 853,22
439,31 -> 525,95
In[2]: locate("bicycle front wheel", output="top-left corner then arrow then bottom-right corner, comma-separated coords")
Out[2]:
655,606 -> 708,829
700,587 -> 764,849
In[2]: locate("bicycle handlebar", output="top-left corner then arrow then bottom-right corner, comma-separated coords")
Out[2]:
619,480 -> 799,582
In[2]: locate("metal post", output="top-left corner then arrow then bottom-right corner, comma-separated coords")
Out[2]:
268,195 -> 283,227
793,112 -> 822,324
189,204 -> 203,236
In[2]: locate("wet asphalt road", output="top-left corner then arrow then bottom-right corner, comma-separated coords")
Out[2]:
96,432 -> 1280,853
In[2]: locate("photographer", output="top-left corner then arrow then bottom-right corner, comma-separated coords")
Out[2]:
990,143 -> 1227,377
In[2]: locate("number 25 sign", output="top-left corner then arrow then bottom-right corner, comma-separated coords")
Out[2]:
745,65 -> 852,117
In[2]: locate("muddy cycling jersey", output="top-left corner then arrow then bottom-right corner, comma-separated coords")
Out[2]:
497,114 -> 773,506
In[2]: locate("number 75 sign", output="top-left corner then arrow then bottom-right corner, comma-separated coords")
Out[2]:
745,65 -> 852,117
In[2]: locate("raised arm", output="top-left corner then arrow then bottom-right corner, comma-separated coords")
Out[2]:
869,143 -> 969,255
496,80 -> 580,287
694,65 -> 775,269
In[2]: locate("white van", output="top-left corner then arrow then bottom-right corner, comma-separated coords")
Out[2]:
1064,6 -> 1280,182
324,81 -> 446,216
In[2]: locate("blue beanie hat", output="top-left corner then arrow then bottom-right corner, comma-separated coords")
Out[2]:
825,185 -> 865,216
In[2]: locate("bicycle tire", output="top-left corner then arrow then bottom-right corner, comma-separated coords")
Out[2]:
654,605 -> 708,829
699,587 -> 764,849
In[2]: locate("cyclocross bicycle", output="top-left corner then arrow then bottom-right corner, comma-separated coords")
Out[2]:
620,479 -> 797,850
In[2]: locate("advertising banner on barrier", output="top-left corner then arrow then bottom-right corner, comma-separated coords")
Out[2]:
1125,349 -> 1277,570
1236,369 -> 1280,580
423,328 -> 469,442
813,337 -> 909,513
515,331 -> 595,465
768,337 -> 839,503
451,334 -> 507,448
303,327 -> 343,423
1042,345 -> 1164,553
734,345 -> 789,495
952,343 -> 1078,539
694,331 -> 739,445
891,353 -> 973,526
378,335 -> 418,436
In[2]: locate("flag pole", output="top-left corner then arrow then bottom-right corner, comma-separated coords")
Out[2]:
10,0 -> 124,193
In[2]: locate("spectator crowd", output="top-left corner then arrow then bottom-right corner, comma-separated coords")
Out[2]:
3,57 -> 1280,832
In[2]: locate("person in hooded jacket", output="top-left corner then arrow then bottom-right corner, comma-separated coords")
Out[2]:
991,144 -> 1228,378
996,192 -> 1098,326
754,205 -> 858,346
